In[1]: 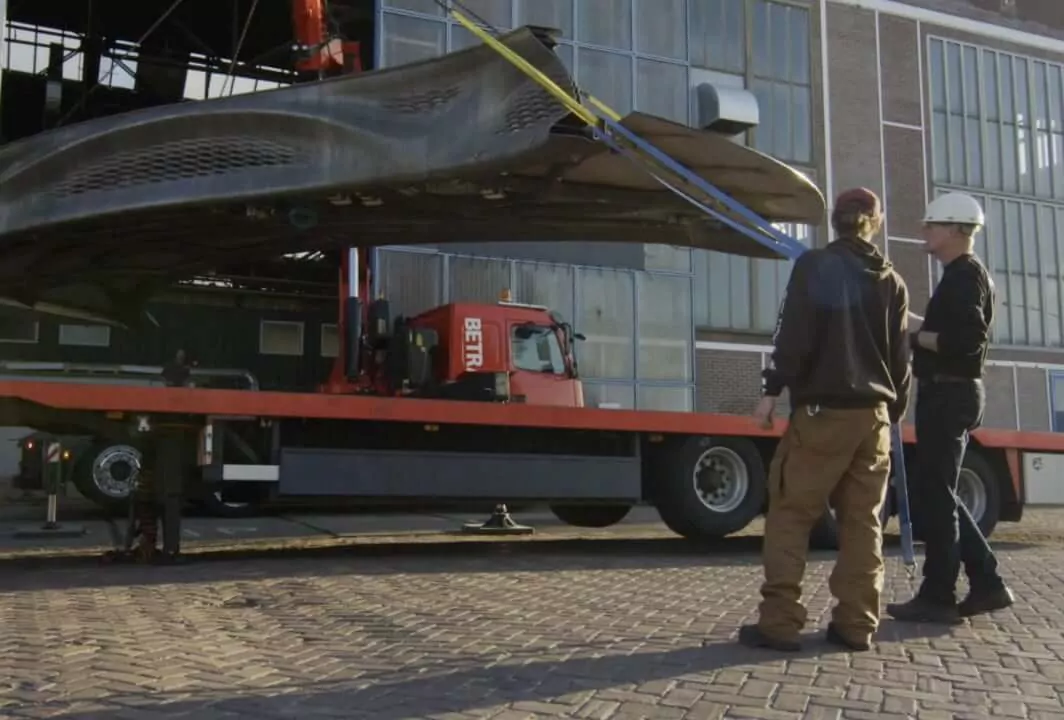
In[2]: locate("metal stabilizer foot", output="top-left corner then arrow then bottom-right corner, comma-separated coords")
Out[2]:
461,504 -> 534,535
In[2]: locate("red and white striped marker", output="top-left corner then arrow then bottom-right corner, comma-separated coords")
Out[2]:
46,442 -> 61,464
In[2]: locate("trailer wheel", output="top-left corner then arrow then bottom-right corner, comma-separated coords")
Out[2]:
958,449 -> 1001,538
549,504 -> 632,528
72,443 -> 142,512
655,436 -> 766,540
199,487 -> 259,518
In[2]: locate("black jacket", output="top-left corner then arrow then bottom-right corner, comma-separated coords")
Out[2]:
762,237 -> 912,422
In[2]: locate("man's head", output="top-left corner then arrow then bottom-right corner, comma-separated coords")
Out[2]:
920,192 -> 984,263
831,187 -> 883,242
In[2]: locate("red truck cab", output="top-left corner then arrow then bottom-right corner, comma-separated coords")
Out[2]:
406,292 -> 584,407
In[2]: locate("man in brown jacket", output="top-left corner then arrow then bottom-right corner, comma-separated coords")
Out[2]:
740,187 -> 912,653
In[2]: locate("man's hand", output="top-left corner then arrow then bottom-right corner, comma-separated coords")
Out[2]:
753,396 -> 777,430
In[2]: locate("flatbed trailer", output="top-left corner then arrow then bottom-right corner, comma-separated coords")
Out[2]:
4,378 -> 1063,557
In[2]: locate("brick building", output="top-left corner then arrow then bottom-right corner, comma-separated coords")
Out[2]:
374,0 -> 1064,431
0,0 -> 1062,440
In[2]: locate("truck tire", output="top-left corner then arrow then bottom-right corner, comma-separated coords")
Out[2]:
957,449 -> 1001,538
654,436 -> 766,540
198,487 -> 259,518
72,443 -> 142,513
808,495 -> 893,551
549,503 -> 632,528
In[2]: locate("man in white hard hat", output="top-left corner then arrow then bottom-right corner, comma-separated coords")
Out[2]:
743,188 -> 911,652
887,192 -> 1014,625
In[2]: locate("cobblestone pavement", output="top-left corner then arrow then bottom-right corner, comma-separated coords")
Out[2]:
1,538 -> 1064,720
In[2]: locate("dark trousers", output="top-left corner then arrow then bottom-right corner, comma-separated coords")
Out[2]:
912,379 -> 1002,604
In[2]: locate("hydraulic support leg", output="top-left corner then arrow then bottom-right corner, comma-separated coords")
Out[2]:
462,504 -> 534,535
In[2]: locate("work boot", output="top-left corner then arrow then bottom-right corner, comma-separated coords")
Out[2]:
885,596 -> 962,625
737,624 -> 801,652
958,584 -> 1015,618
825,623 -> 871,652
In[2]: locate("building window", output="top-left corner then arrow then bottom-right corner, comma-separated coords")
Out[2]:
260,321 -> 304,356
0,317 -> 39,344
321,324 -> 340,358
694,222 -> 813,332
928,38 -> 1064,347
58,324 -> 111,347
690,0 -> 813,163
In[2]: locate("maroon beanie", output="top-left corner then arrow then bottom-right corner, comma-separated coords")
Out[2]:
833,187 -> 882,217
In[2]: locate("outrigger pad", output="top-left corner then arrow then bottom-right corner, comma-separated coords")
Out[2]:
0,26 -> 824,325
461,504 -> 535,535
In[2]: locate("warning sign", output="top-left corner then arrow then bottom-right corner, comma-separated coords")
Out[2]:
46,442 -> 61,464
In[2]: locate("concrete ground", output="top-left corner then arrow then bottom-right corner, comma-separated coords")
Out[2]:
2,500 -> 1064,718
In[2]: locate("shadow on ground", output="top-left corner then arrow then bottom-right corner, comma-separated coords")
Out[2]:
45,619 -> 951,720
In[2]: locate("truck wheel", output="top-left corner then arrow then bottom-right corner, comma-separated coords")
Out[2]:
72,443 -> 142,513
809,496 -> 892,551
958,449 -> 1001,538
199,487 -> 259,518
655,436 -> 766,540
549,504 -> 632,528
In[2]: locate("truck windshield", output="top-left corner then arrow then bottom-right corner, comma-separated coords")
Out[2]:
511,325 -> 567,375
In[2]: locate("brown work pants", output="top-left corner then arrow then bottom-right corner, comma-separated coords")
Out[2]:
756,403 -> 892,645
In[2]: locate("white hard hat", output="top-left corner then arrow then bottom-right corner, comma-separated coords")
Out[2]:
922,192 -> 985,226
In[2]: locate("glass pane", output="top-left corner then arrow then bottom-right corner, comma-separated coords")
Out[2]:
932,111 -> 949,183
634,0 -> 685,60
448,256 -> 512,303
576,266 -> 635,379
582,382 -> 636,409
378,250 -> 443,318
514,260 -> 575,323
789,6 -> 810,85
965,117 -> 982,187
773,81 -> 792,160
1040,205 -> 1061,346
381,14 -> 446,68
946,42 -> 962,112
1001,124 -> 1018,193
555,43 -> 575,72
577,48 -> 633,113
1021,202 -> 1042,345
516,0 -> 573,38
450,25 -> 483,51
1000,55 -> 1015,121
455,0 -> 513,28
948,114 -> 964,184
985,122 -> 1001,191
637,274 -> 692,381
793,85 -> 812,164
751,78 -> 774,156
1034,63 -> 1049,130
383,0 -> 445,15
637,385 -> 693,412
1005,201 -> 1026,344
723,0 -> 744,75
729,256 -> 752,328
770,1 -> 790,81
752,0 -> 770,78
982,50 -> 999,121
635,58 -> 688,123
1055,133 -> 1064,201
576,0 -> 632,50
1050,65 -> 1063,128
987,198 -> 1010,343
929,39 -> 946,112
963,45 -> 979,116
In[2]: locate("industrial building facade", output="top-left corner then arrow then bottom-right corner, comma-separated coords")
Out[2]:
0,0 -> 1063,434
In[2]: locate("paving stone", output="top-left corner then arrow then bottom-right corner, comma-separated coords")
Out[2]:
0,537 -> 1062,719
